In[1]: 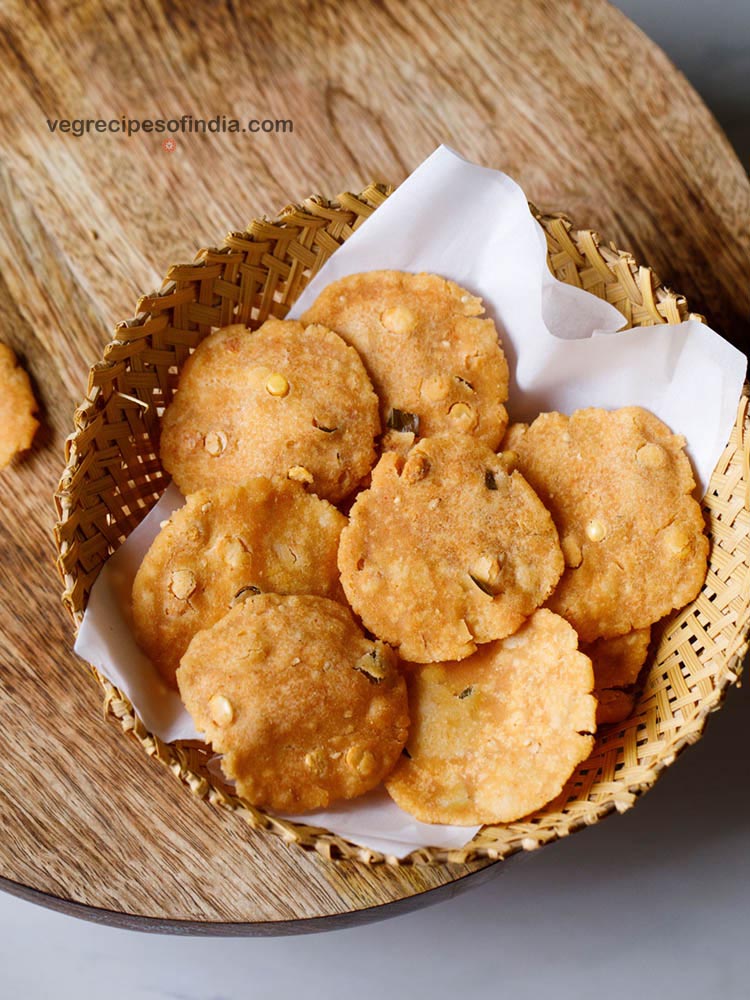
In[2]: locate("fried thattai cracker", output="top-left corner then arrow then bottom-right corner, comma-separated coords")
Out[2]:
581,628 -> 651,726
301,271 -> 509,451
385,609 -> 596,825
177,595 -> 409,812
595,689 -> 636,726
133,479 -> 346,686
503,408 -> 708,642
583,628 -> 651,726
339,435 -> 564,663
160,319 -> 379,502
0,343 -> 38,468
582,627 -> 651,690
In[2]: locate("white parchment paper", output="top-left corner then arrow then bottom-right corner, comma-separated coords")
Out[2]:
290,146 -> 746,492
75,145 -> 747,858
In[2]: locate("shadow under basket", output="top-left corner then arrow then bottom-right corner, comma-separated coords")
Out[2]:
54,183 -> 750,865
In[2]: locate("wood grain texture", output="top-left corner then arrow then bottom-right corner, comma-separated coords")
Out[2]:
0,0 -> 748,929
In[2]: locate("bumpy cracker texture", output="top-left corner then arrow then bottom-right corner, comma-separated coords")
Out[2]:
385,610 -> 596,825
160,319 -> 380,502
0,343 -> 39,468
301,271 -> 509,450
133,479 -> 346,687
177,595 -> 409,812
504,408 -> 709,642
339,435 -> 564,663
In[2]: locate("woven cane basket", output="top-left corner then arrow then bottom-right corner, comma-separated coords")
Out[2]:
54,182 -> 750,865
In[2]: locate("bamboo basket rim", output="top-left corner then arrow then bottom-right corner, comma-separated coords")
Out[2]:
54,183 -> 750,866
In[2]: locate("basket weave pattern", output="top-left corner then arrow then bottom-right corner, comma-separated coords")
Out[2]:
54,187 -> 750,865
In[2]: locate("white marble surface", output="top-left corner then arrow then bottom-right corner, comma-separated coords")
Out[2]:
3,3 -> 749,997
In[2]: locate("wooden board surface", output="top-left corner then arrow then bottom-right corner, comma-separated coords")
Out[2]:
0,0 -> 748,931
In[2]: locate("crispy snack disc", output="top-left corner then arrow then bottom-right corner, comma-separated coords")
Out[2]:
0,343 -> 39,468
582,627 -> 651,726
385,609 -> 596,825
177,595 -> 409,813
301,271 -> 509,451
339,435 -> 564,663
133,479 -> 346,687
503,408 -> 709,642
595,689 -> 636,726
160,319 -> 380,502
582,627 -> 651,690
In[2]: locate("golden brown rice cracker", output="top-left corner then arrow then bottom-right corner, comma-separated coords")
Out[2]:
301,271 -> 509,451
339,435 -> 564,663
582,627 -> 651,691
502,408 -> 708,642
0,343 -> 39,468
582,628 -> 650,726
385,609 -> 596,825
177,594 -> 409,813
160,319 -> 380,502
132,478 -> 346,687
595,689 -> 636,726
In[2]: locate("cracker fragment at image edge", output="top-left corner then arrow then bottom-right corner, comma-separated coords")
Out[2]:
0,343 -> 39,469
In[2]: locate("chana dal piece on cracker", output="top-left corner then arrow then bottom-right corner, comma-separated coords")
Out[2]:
385,609 -> 596,825
177,594 -> 409,813
301,271 -> 509,451
160,319 -> 380,503
133,478 -> 346,687
339,435 -> 564,663
0,343 -> 39,468
503,408 -> 708,642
